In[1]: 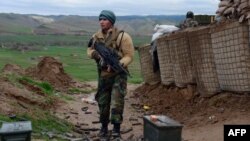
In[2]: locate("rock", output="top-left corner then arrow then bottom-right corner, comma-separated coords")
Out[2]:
81,107 -> 89,111
65,132 -> 75,138
80,123 -> 89,126
85,110 -> 92,114
92,121 -> 101,124
70,111 -> 79,115
65,115 -> 70,119
132,122 -> 142,126
126,134 -> 134,140
129,117 -> 138,122
89,132 -> 98,138
121,127 -> 133,134
70,138 -> 87,141
80,127 -> 99,131
218,108 -> 225,113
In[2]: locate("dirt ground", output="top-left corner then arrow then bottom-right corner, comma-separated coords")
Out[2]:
1,57 -> 250,141
133,83 -> 250,141
54,82 -> 250,141
54,82 -> 144,141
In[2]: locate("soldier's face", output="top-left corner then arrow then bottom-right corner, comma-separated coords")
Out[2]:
99,18 -> 113,31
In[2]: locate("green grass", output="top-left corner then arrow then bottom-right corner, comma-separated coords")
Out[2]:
0,112 -> 73,140
19,76 -> 54,95
0,115 -> 12,127
0,34 -> 88,47
0,45 -> 143,83
0,33 -> 149,83
68,87 -> 96,94
0,34 -> 151,48
0,33 -> 149,141
0,23 -> 33,34
2,73 -> 24,88
132,35 -> 151,47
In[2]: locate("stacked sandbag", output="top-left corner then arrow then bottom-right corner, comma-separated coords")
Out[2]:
168,31 -> 194,87
188,27 -> 221,96
150,24 -> 179,73
152,24 -> 179,42
211,21 -> 250,92
138,45 -> 161,85
216,0 -> 250,22
157,35 -> 175,85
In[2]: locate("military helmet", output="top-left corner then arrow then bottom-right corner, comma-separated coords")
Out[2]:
186,11 -> 194,19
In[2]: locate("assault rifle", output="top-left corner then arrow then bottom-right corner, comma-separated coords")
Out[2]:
93,42 -> 131,77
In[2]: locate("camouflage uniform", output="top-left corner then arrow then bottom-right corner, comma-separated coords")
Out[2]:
87,27 -> 134,124
96,72 -> 127,124
180,18 -> 198,29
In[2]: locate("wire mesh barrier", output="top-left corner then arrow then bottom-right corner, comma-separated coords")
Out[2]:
157,36 -> 175,85
168,31 -> 194,87
189,27 -> 221,96
138,45 -> 161,85
138,20 -> 250,94
211,21 -> 250,92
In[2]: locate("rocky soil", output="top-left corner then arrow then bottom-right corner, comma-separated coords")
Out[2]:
1,57 -> 250,141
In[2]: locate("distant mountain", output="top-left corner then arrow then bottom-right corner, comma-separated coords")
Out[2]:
0,13 -> 185,36
0,13 -> 40,34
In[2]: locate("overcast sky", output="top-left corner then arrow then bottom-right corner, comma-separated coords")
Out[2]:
0,0 -> 219,16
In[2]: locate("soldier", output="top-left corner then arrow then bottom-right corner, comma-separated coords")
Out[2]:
87,10 -> 134,139
180,11 -> 199,29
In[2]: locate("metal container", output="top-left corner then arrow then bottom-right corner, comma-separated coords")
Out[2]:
143,115 -> 183,141
0,121 -> 32,141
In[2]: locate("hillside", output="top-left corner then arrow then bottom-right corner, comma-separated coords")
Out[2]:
0,13 -> 40,34
0,13 -> 184,36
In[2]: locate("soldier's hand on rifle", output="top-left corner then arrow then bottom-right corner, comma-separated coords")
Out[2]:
119,59 -> 127,67
120,62 -> 125,67
92,51 -> 100,61
99,58 -> 111,72
99,57 -> 106,67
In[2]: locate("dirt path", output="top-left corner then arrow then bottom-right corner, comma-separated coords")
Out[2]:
55,83 -> 144,140
2,61 -> 250,141
183,113 -> 250,141
55,82 -> 250,141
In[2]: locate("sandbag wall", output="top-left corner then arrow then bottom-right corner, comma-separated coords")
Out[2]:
216,0 -> 250,23
157,36 -> 174,85
211,21 -> 250,92
168,32 -> 194,87
138,45 -> 161,85
188,27 -> 221,96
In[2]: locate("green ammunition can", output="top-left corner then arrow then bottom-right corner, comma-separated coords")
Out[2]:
0,121 -> 32,141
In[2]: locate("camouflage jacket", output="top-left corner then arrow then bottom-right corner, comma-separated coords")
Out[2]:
87,27 -> 134,77
180,18 -> 198,29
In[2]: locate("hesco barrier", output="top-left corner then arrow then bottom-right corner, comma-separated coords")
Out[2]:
189,27 -> 221,96
157,35 -> 174,85
211,21 -> 250,92
138,45 -> 161,85
168,31 -> 194,87
139,20 -> 250,94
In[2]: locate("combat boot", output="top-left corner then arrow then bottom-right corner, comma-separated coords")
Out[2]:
112,123 -> 121,138
99,123 -> 108,137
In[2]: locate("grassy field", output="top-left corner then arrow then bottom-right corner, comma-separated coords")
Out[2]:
0,34 -> 151,83
0,34 -> 88,47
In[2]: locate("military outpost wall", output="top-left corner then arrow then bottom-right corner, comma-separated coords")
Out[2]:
138,45 -> 161,85
138,20 -> 250,97
138,0 -> 250,96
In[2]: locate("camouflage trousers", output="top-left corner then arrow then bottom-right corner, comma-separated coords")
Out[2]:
95,73 -> 127,124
